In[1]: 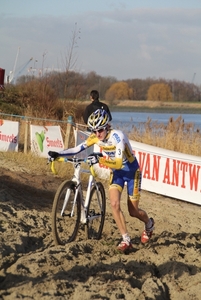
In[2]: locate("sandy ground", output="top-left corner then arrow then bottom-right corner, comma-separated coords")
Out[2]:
0,158 -> 201,300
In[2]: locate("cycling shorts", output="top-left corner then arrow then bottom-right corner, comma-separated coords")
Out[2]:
109,159 -> 141,201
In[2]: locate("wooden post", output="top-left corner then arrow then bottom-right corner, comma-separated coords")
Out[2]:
24,120 -> 29,154
64,116 -> 73,149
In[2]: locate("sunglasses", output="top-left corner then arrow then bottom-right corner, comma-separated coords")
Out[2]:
93,127 -> 106,134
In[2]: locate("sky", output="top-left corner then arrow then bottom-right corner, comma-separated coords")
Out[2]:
1,0 -> 201,85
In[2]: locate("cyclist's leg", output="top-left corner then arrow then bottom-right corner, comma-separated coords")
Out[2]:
109,186 -> 128,236
127,168 -> 149,223
127,197 -> 149,223
127,168 -> 155,243
109,170 -> 129,236
109,172 -> 133,252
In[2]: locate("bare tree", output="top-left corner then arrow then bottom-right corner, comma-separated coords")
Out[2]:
59,23 -> 81,98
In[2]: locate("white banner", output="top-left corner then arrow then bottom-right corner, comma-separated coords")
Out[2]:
75,129 -> 201,206
30,125 -> 64,157
130,141 -> 201,206
0,119 -> 19,152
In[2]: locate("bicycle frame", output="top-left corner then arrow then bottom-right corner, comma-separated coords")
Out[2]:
50,155 -> 106,244
52,157 -> 102,224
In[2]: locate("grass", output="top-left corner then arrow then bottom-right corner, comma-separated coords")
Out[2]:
126,116 -> 201,156
0,151 -> 49,175
108,100 -> 201,114
0,150 -> 98,183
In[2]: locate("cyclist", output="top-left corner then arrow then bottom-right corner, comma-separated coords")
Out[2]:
48,109 -> 155,253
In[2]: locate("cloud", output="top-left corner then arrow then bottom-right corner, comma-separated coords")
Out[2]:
1,7 -> 201,83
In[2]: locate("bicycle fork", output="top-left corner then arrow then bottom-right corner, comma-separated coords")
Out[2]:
60,184 -> 80,218
85,181 -> 103,223
88,184 -> 103,221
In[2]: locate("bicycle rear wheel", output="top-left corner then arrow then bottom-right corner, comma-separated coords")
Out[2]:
85,182 -> 106,240
52,180 -> 81,245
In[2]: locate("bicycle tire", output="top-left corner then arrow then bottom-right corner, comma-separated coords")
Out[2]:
85,182 -> 106,240
52,180 -> 81,245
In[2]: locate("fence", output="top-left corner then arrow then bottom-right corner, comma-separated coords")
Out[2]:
0,112 -> 82,154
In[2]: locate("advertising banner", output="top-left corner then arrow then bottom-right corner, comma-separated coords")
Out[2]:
0,119 -> 19,151
75,129 -> 201,206
30,125 -> 64,157
130,141 -> 201,206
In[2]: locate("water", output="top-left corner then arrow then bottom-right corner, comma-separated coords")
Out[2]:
111,111 -> 201,131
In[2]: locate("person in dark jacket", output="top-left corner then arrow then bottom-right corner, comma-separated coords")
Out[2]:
83,90 -> 112,125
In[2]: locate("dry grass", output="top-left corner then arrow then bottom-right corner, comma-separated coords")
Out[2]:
0,150 -> 76,179
114,100 -> 201,109
0,151 -> 48,174
127,116 -> 201,157
0,146 -> 94,182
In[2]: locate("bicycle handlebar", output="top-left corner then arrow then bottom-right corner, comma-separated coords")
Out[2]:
48,156 -> 96,177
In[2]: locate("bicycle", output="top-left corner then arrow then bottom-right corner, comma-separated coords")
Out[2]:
49,155 -> 106,246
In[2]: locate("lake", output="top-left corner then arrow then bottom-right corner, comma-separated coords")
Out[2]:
111,111 -> 201,130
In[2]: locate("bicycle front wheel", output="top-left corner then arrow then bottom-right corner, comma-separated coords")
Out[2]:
52,180 -> 81,245
85,182 -> 106,240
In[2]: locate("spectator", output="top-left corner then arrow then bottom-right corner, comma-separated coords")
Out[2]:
83,90 -> 112,125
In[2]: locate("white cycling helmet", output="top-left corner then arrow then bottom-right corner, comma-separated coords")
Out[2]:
87,109 -> 110,131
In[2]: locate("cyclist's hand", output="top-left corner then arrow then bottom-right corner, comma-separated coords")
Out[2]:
48,151 -> 59,160
94,152 -> 103,158
87,152 -> 103,165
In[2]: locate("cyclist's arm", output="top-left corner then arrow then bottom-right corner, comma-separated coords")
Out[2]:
58,134 -> 98,156
58,143 -> 86,156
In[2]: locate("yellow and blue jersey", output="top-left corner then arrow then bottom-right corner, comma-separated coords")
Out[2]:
60,129 -> 136,170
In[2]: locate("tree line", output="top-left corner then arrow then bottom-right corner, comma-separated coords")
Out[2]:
1,69 -> 200,122
15,70 -> 200,103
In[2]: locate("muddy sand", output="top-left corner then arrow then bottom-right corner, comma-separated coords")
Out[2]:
0,158 -> 200,299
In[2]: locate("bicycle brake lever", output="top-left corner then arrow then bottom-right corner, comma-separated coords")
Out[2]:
47,157 -> 54,164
